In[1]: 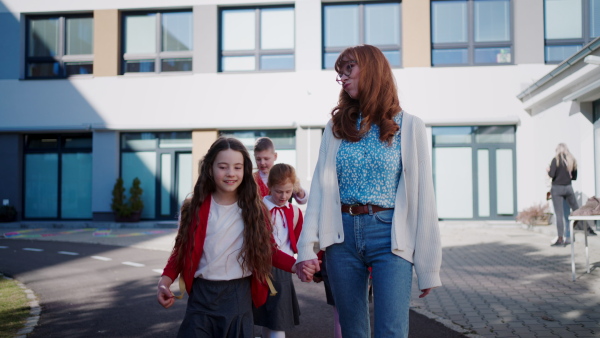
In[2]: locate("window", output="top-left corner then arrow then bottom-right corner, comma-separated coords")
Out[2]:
431,0 -> 512,66
24,134 -> 92,219
122,11 -> 193,73
219,130 -> 297,168
544,0 -> 600,63
323,2 -> 402,69
121,132 -> 192,220
26,15 -> 93,78
220,6 -> 295,72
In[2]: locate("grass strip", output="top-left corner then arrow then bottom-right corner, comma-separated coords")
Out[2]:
0,275 -> 30,338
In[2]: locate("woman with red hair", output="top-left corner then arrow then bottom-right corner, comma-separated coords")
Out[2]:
295,45 -> 442,337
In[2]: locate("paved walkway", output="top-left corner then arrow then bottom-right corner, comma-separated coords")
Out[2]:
411,221 -> 600,337
1,220 -> 599,337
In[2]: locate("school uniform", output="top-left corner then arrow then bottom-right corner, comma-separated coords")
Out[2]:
162,195 -> 295,338
253,196 -> 304,331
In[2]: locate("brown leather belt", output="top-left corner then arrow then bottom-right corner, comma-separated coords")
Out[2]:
341,204 -> 393,216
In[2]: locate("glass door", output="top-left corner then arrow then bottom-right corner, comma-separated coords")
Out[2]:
157,150 -> 192,220
433,126 -> 516,220
475,146 -> 515,218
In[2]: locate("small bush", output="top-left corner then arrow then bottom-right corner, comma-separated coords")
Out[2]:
517,203 -> 552,225
111,178 -> 144,217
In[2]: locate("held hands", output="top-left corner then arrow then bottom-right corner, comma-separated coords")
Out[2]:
157,276 -> 175,309
295,259 -> 320,282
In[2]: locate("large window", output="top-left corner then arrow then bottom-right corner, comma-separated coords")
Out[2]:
432,126 -> 516,220
24,134 -> 92,219
220,6 -> 295,72
323,2 -> 402,69
121,132 -> 192,220
431,0 -> 512,66
122,11 -> 193,73
544,0 -> 600,63
26,15 -> 93,78
219,130 -> 297,168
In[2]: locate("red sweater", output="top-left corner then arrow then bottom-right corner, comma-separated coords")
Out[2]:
254,171 -> 270,197
162,195 -> 296,307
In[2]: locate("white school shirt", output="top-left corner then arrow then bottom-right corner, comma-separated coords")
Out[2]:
195,197 -> 250,280
263,195 -> 294,256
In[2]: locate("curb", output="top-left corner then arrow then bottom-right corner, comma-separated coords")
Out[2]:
410,306 -> 485,338
1,273 -> 41,338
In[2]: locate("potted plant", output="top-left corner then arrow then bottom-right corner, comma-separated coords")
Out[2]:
516,202 -> 553,226
111,177 -> 144,222
127,177 -> 144,221
0,205 -> 17,222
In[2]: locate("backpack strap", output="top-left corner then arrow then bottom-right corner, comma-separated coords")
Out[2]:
292,204 -> 300,230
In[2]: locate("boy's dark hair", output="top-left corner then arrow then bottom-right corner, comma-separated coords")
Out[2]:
254,137 -> 275,153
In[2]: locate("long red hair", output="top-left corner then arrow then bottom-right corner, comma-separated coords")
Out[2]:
331,44 -> 401,144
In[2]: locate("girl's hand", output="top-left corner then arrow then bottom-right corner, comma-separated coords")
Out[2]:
293,183 -> 305,198
157,276 -> 175,308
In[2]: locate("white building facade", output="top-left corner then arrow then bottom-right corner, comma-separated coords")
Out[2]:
0,0 -> 598,223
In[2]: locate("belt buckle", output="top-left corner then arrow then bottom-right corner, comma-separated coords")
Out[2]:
348,204 -> 360,216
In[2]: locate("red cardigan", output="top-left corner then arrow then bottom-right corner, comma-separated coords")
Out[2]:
162,195 -> 296,307
254,171 -> 270,197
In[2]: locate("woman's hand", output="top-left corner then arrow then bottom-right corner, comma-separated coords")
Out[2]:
157,276 -> 175,308
296,259 -> 320,282
419,287 -> 435,298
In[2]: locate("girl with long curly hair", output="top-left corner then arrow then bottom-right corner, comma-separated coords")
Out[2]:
295,45 -> 442,338
157,137 -> 303,337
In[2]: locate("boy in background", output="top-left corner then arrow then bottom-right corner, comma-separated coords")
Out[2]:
253,137 -> 308,204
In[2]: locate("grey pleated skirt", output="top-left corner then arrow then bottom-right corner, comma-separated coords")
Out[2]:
253,267 -> 300,331
178,277 -> 253,338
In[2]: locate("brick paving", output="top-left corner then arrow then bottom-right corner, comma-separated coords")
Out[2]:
410,222 -> 600,337
2,220 -> 599,337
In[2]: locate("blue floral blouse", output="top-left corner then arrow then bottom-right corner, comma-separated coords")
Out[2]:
336,112 -> 403,208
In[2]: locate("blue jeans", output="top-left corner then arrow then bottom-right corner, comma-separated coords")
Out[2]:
326,209 -> 413,338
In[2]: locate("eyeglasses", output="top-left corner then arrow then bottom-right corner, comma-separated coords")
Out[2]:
336,61 -> 356,85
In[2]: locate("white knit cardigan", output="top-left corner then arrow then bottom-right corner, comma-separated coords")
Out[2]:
296,112 -> 442,290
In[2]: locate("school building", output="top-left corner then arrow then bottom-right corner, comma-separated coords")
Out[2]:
0,0 -> 599,224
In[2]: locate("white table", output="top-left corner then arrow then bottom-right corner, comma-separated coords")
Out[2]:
568,215 -> 600,281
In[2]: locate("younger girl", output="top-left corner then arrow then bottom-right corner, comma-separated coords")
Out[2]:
156,137 -> 300,338
253,163 -> 304,338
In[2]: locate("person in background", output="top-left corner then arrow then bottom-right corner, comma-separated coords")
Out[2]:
253,163 -> 304,338
253,137 -> 308,204
548,143 -> 596,247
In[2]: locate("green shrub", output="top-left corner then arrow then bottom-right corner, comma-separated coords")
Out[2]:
111,178 -> 144,217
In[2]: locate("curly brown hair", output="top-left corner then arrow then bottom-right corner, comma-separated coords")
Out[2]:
331,44 -> 401,144
171,137 -> 273,282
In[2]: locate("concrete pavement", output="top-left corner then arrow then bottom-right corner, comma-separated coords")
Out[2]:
1,220 -> 599,337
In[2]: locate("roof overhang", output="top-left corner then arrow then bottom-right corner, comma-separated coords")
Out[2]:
517,37 -> 600,114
